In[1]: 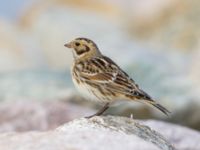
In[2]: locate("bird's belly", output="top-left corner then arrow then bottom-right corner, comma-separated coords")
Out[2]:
72,77 -> 111,104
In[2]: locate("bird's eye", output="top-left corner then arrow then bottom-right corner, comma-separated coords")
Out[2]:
75,42 -> 80,46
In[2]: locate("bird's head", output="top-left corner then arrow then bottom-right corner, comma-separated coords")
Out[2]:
65,38 -> 101,60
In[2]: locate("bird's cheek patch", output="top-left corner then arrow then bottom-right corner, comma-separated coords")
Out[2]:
76,50 -> 85,55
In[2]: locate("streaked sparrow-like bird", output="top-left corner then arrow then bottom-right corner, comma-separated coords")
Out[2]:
65,37 -> 170,118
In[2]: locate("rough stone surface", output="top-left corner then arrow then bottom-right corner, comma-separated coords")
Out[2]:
58,116 -> 175,150
0,116 -> 184,150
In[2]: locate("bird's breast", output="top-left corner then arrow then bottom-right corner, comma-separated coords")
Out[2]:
71,69 -> 101,102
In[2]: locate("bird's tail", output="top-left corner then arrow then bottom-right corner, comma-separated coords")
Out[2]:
139,100 -> 171,116
150,102 -> 171,116
125,88 -> 171,116
127,94 -> 171,116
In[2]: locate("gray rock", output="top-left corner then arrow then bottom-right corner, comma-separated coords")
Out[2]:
0,116 -> 178,150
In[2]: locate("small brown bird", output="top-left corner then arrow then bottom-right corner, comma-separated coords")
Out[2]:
65,37 -> 170,118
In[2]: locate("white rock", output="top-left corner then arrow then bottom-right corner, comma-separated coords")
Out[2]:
0,116 -> 180,150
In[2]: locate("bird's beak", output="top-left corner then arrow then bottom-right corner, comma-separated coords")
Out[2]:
64,42 -> 72,48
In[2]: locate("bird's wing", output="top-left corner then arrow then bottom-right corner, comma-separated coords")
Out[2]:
78,56 -> 151,100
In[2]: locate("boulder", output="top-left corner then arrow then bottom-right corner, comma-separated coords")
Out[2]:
2,115 -> 199,150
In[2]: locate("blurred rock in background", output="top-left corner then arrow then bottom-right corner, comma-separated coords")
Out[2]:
0,99 -> 94,133
125,0 -> 200,52
0,0 -> 200,131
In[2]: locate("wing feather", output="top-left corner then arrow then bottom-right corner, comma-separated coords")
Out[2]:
77,56 -> 147,99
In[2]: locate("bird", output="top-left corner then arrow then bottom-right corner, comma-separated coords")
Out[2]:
64,37 -> 170,118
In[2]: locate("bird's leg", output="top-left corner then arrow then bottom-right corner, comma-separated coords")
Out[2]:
85,103 -> 110,119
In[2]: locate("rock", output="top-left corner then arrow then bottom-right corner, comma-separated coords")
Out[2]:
0,116 -> 177,150
0,100 -> 94,133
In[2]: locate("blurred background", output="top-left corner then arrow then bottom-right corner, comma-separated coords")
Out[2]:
0,0 -> 200,132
